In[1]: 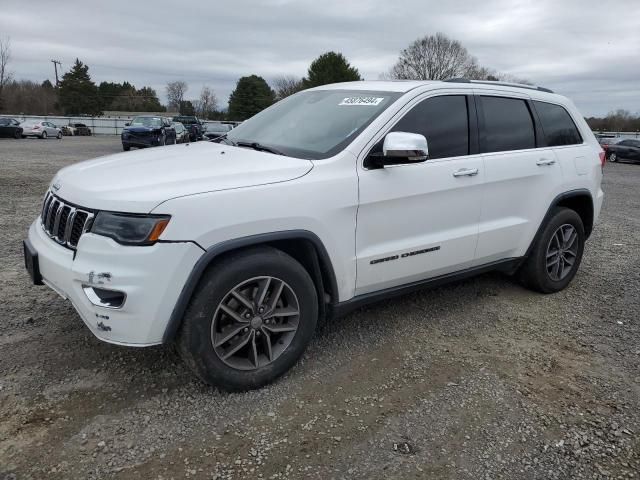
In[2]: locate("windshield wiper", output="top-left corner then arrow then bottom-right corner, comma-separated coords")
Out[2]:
236,141 -> 284,156
209,133 -> 236,146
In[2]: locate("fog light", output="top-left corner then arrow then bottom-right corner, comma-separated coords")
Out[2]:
82,285 -> 126,309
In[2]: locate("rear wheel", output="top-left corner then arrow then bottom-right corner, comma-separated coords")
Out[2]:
177,247 -> 318,391
122,144 -> 130,151
56,131 -> 62,139
41,131 -> 47,139
518,207 -> 585,293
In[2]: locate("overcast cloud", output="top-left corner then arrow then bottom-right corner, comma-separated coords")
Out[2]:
1,0 -> 638,116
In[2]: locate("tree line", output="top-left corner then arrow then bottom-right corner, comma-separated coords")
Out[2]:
1,33 -> 637,126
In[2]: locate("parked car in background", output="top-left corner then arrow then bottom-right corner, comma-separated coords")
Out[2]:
69,123 -> 92,136
121,116 -> 176,151
606,139 -> 640,163
60,125 -> 75,136
203,122 -> 233,140
21,120 -> 62,139
172,122 -> 190,143
172,116 -> 203,141
0,117 -> 23,139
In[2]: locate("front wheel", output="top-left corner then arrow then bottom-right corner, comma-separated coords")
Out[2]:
608,152 -> 617,162
177,246 -> 318,391
517,207 -> 585,293
122,144 -> 130,151
57,132 -> 62,139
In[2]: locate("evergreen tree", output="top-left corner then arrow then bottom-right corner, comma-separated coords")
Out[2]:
303,52 -> 361,88
227,75 -> 275,120
58,59 -> 101,115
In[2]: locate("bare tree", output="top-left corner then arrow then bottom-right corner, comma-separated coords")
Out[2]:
388,33 -> 477,80
194,85 -> 218,119
387,33 -> 532,85
0,37 -> 14,111
272,75 -> 304,101
166,80 -> 187,111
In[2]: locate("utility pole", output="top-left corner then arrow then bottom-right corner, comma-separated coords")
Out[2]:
51,59 -> 61,86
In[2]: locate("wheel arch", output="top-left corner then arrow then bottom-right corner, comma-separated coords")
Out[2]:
162,230 -> 339,343
525,189 -> 594,259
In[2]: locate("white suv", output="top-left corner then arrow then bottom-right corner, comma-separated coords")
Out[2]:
24,80 -> 604,390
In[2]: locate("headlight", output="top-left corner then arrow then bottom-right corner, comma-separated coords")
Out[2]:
91,212 -> 170,245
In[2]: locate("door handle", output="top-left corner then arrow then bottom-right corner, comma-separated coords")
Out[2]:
536,158 -> 556,166
453,168 -> 479,177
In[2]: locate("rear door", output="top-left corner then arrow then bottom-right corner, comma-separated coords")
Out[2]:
355,93 -> 483,295
473,93 -> 562,264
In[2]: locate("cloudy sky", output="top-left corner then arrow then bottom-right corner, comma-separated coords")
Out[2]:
2,0 -> 639,116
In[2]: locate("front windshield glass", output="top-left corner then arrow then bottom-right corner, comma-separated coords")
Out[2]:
130,116 -> 162,127
226,89 -> 402,159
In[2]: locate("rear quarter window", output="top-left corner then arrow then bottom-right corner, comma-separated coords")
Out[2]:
533,101 -> 582,146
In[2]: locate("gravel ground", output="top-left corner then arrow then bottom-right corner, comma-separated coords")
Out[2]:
0,136 -> 639,480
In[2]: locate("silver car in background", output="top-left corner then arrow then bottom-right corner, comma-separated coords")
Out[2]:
21,120 -> 62,139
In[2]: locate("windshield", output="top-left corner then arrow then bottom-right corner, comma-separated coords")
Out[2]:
207,123 -> 231,132
174,116 -> 197,124
226,89 -> 402,159
130,116 -> 162,127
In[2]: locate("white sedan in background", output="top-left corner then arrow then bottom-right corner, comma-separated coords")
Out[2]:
21,121 -> 62,139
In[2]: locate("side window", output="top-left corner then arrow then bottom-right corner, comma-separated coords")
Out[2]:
480,96 -> 535,153
533,101 -> 582,146
391,95 -> 469,159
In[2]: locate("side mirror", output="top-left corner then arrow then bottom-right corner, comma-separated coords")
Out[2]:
383,131 -> 428,161
366,132 -> 429,168
124,122 -> 130,126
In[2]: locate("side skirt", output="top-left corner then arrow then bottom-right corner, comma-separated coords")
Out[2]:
329,258 -> 522,319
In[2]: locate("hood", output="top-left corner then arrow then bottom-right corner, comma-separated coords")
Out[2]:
123,126 -> 161,133
51,142 -> 313,213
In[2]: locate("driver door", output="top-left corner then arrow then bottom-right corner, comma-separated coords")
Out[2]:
355,94 -> 483,295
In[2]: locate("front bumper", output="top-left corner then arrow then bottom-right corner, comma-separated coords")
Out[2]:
27,219 -> 203,346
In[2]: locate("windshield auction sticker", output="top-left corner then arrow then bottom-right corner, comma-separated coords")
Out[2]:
339,97 -> 385,106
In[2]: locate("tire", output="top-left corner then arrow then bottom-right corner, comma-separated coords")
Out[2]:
177,246 -> 318,391
159,135 -> 166,146
57,132 -> 62,139
41,131 -> 47,139
21,135 -> 26,139
517,207 -> 585,293
608,152 -> 617,162
14,130 -> 21,139
122,144 -> 131,151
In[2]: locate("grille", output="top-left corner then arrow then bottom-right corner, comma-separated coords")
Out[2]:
40,191 -> 94,249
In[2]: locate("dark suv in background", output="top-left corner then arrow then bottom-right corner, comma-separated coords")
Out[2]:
121,116 -> 176,151
173,116 -> 203,141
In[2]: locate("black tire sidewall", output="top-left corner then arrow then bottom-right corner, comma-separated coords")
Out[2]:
178,247 -> 318,391
526,208 -> 585,293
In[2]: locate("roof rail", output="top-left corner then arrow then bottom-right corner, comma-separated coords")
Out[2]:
444,78 -> 554,94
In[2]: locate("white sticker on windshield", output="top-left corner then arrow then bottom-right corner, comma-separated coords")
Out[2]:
339,96 -> 384,106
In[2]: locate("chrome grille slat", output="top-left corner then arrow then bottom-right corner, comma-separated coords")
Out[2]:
52,203 -> 64,239
63,208 -> 77,243
40,191 -> 94,250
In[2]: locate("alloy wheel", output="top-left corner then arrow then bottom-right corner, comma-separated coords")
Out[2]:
210,276 -> 300,370
609,152 -> 617,162
546,224 -> 579,281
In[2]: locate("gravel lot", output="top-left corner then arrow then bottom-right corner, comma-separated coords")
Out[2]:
1,136 -> 639,480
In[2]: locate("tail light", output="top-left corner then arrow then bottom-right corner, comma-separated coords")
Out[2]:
33,125 -> 40,130
599,150 -> 606,167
